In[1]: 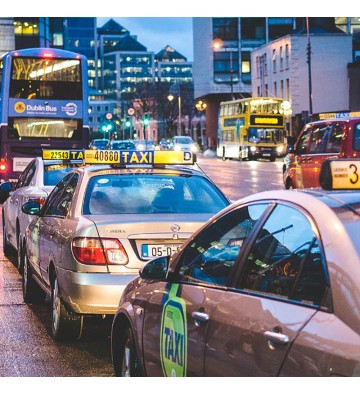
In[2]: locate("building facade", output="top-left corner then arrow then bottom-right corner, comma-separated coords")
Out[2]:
193,17 -> 360,146
251,33 -> 353,134
0,18 -> 15,55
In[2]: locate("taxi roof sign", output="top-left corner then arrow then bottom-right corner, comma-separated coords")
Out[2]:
320,159 -> 360,190
42,149 -> 84,162
83,150 -> 196,166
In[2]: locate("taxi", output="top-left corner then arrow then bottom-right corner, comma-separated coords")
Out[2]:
111,158 -> 360,377
0,150 -> 83,274
21,149 -> 230,341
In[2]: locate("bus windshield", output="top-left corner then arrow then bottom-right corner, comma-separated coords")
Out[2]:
248,128 -> 285,144
8,117 -> 80,139
10,57 -> 82,100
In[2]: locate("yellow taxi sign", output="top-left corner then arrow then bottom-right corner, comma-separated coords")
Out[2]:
320,159 -> 360,190
42,149 -> 84,161
84,150 -> 195,165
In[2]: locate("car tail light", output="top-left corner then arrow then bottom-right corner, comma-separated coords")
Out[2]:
72,237 -> 128,265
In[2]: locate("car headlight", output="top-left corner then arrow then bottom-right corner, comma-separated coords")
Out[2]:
277,146 -> 284,153
250,146 -> 256,152
174,144 -> 181,151
191,145 -> 198,153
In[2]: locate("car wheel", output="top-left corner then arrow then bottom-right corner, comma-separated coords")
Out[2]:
286,179 -> 295,190
2,214 -> 13,257
113,323 -> 141,377
51,275 -> 83,341
17,232 -> 25,275
22,253 -> 45,304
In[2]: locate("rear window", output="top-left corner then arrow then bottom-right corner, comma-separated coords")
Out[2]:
43,164 -> 81,186
83,174 -> 228,215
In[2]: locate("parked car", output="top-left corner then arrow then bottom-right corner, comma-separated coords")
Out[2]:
0,150 -> 84,273
111,158 -> 360,377
89,138 -> 110,150
170,136 -> 199,154
21,150 -> 230,341
283,116 -> 360,189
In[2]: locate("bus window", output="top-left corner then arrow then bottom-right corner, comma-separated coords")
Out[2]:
354,123 -> 360,152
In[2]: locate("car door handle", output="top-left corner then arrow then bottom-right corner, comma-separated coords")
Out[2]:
191,311 -> 209,322
264,331 -> 289,345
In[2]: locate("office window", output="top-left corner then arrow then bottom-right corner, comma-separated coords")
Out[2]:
285,44 -> 289,69
213,18 -> 238,41
280,46 -> 283,70
272,49 -> 276,73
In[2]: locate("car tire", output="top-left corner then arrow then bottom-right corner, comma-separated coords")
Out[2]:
2,214 -> 13,258
113,323 -> 141,377
286,178 -> 295,190
51,275 -> 83,341
17,232 -> 25,275
22,253 -> 46,304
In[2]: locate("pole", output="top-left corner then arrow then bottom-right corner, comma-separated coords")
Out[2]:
178,95 -> 181,135
230,50 -> 233,98
306,17 -> 313,117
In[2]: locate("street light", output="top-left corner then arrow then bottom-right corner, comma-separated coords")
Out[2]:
213,38 -> 234,100
168,88 -> 182,136
195,100 -> 207,149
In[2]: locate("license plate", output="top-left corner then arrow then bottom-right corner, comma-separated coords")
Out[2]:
141,243 -> 181,258
263,153 -> 271,156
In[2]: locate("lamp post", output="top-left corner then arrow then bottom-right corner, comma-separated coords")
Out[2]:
168,87 -> 182,136
195,100 -> 207,149
213,38 -> 234,100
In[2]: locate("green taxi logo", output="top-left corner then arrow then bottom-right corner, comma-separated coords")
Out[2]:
14,101 -> 26,113
160,284 -> 187,377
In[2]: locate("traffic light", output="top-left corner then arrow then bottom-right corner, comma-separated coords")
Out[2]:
143,113 -> 150,126
125,118 -> 131,128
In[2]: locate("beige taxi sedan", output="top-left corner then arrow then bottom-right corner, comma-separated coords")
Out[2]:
21,150 -> 230,341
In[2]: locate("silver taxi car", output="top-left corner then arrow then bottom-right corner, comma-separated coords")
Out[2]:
21,149 -> 230,341
111,158 -> 360,377
0,150 -> 83,273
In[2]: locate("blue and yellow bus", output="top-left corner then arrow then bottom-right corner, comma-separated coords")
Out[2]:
0,48 -> 89,182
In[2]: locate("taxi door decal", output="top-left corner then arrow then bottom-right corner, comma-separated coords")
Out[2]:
160,284 -> 187,377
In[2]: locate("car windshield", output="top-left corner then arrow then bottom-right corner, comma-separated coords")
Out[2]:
175,137 -> 193,144
83,174 -> 228,215
92,140 -> 109,148
111,142 -> 135,150
43,164 -> 82,186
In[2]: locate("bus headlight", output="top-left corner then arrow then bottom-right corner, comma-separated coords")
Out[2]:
250,146 -> 256,152
277,145 -> 284,153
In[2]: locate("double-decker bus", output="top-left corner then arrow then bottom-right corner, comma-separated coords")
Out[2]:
0,48 -> 89,182
217,97 -> 287,162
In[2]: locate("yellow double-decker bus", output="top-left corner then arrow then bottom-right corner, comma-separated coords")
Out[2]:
217,97 -> 287,162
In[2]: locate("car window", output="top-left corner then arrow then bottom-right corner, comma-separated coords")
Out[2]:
41,172 -> 75,216
176,204 -> 268,286
22,161 -> 37,187
309,123 -> 344,154
83,174 -> 228,215
238,204 -> 329,308
15,159 -> 35,190
353,122 -> 360,152
52,173 -> 79,217
296,127 -> 311,154
43,164 -> 81,186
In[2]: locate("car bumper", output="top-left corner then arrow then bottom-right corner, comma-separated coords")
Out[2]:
57,267 -> 138,315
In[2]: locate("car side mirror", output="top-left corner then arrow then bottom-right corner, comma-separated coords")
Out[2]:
0,181 -> 13,204
22,201 -> 41,216
139,256 -> 169,280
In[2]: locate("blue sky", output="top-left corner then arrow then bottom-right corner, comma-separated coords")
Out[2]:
97,17 -> 194,61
